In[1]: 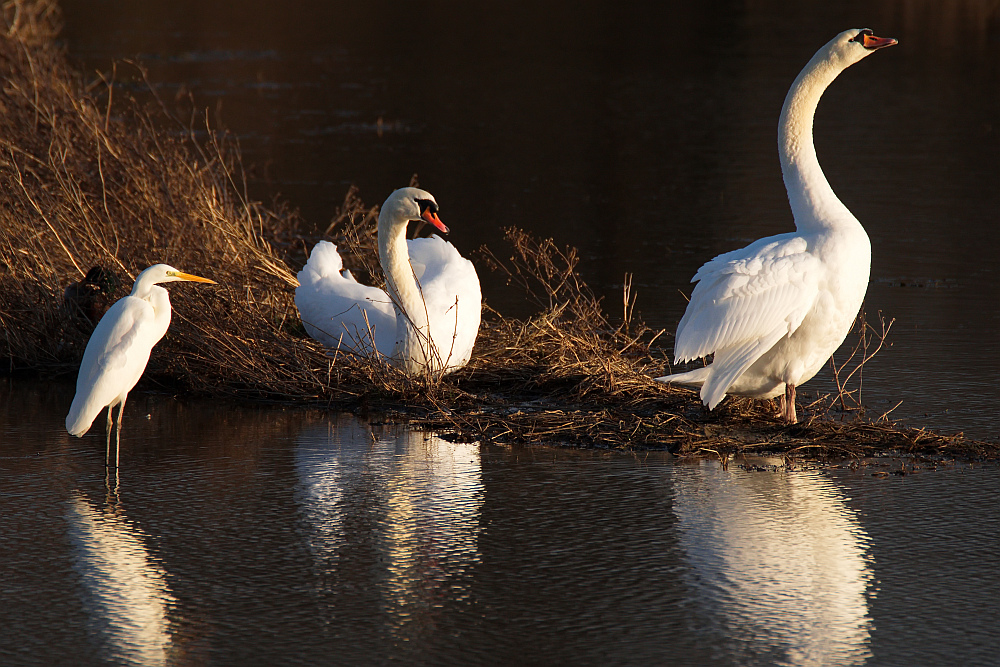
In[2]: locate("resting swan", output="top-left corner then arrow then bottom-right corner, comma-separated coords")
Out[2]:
656,29 -> 897,423
295,187 -> 481,375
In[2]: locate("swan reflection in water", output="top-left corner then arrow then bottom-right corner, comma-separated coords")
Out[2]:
295,416 -> 483,637
65,491 -> 176,666
673,459 -> 873,666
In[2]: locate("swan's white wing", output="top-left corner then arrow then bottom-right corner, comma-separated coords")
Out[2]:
295,241 -> 396,355
407,236 -> 482,370
66,296 -> 156,436
672,233 -> 822,407
675,233 -> 822,362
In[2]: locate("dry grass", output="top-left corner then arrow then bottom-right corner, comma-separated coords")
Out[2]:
0,0 -> 995,460
0,0 -> 348,401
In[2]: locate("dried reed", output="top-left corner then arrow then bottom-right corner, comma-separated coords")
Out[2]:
0,0 -> 328,400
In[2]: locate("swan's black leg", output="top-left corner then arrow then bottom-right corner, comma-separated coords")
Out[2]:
783,383 -> 798,424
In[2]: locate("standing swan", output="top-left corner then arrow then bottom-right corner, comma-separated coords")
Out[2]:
66,264 -> 217,466
656,29 -> 896,423
296,187 -> 481,376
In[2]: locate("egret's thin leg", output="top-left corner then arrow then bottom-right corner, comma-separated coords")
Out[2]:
105,405 -> 113,466
115,395 -> 127,468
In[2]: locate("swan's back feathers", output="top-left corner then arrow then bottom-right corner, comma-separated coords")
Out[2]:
408,236 -> 482,369
295,241 -> 396,355
674,234 -> 822,364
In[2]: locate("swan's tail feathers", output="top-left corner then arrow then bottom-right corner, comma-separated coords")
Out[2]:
655,366 -> 710,388
295,240 -> 398,356
656,329 -> 786,410
697,327 -> 787,409
298,241 -> 348,284
657,365 -> 729,407
656,365 -> 733,410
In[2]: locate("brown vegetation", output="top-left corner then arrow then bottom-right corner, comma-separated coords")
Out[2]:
0,0 -> 324,401
0,0 -> 994,460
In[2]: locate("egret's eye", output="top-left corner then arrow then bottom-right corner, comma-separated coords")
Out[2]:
416,199 -> 438,215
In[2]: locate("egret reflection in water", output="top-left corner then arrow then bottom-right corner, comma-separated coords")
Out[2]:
294,416 -> 483,639
673,460 -> 874,666
65,492 -> 176,667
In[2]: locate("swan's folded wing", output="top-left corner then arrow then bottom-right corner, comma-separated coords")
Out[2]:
407,236 -> 482,369
295,241 -> 396,355
674,234 -> 822,363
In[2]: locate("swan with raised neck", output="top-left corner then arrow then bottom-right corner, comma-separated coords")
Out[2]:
656,28 -> 896,423
780,29 -> 896,234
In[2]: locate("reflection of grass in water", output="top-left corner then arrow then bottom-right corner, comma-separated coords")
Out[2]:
0,1 -> 993,459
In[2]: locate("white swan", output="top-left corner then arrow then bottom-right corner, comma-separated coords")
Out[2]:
296,187 -> 481,375
657,29 -> 896,423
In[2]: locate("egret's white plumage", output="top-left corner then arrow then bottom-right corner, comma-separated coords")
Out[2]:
657,29 -> 897,422
296,187 -> 481,376
65,264 -> 216,465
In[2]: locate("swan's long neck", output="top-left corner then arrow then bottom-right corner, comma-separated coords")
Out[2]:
378,209 -> 434,371
778,49 -> 857,233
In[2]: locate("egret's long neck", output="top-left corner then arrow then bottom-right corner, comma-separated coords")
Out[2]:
778,50 -> 855,233
130,271 -> 159,299
378,210 -> 433,364
148,286 -> 172,337
130,273 -> 173,332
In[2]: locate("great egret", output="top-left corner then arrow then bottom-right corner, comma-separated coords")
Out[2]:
656,29 -> 896,423
65,264 -> 216,466
295,187 -> 481,375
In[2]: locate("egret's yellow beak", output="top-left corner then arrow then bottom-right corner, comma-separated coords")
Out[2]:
169,271 -> 217,284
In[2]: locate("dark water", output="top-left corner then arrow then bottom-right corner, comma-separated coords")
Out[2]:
2,378 -> 999,666
56,0 -> 1000,439
6,3 -> 1000,664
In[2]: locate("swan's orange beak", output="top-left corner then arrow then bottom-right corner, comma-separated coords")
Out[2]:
422,209 -> 449,233
862,33 -> 897,50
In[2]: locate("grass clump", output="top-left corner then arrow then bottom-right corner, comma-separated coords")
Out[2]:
0,0 -> 349,402
0,0 -> 994,461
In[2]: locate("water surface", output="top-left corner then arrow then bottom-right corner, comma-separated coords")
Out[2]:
5,3 -> 1000,664
2,379 -> 998,665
